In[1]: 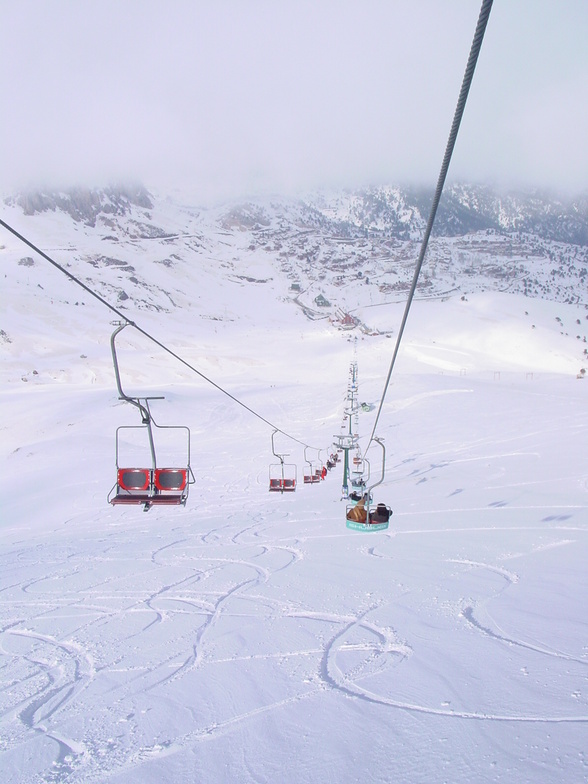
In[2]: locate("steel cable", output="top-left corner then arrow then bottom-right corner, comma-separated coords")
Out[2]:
0,216 -> 321,450
367,0 -> 494,448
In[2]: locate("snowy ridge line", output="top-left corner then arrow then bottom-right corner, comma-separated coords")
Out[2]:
332,679 -> 588,724
385,388 -> 474,414
394,508 -> 586,519
0,216 -> 129,322
451,559 -> 588,666
460,606 -> 588,668
448,558 -> 519,583
531,538 -> 576,551
207,648 -> 324,665
6,628 -> 96,680
323,605 -> 588,724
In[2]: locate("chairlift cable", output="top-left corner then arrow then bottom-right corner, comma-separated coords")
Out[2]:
0,217 -> 132,324
367,0 -> 494,449
0,216 -> 321,451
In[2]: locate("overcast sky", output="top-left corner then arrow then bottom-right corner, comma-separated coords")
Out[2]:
1,1 -> 587,201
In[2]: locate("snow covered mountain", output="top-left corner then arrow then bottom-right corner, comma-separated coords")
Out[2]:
1,184 -> 588,784
3,183 -> 587,386
4,183 -> 588,317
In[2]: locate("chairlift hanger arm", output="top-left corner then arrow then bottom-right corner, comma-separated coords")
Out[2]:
111,322 -> 164,423
271,429 -> 287,464
366,438 -> 386,497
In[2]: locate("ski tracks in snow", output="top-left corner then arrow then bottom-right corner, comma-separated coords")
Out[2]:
0,509 -> 321,781
2,492 -> 588,782
319,553 -> 588,724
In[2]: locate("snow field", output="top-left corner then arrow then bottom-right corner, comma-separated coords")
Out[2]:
1,282 -> 588,782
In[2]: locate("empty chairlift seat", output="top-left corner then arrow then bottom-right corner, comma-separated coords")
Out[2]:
107,324 -> 194,511
111,468 -> 152,505
110,467 -> 190,507
269,476 -> 297,492
151,468 -> 189,505
154,468 -> 188,492
269,464 -> 297,493
268,432 -> 297,493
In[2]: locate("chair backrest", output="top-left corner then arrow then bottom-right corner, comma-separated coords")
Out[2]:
154,468 -> 188,492
118,468 -> 150,492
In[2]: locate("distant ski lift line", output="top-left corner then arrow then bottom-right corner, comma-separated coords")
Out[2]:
0,215 -> 324,453
367,0 -> 494,450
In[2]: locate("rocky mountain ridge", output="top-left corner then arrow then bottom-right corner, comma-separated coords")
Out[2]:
8,182 -> 588,243
3,183 -> 588,386
3,184 -> 588,327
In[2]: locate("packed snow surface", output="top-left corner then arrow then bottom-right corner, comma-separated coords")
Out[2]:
1,219 -> 587,783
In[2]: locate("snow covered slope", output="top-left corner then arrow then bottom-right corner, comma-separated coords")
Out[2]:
2,185 -> 587,384
1,187 -> 587,784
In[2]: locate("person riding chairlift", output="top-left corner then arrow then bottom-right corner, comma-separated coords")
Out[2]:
346,494 -> 368,523
372,503 -> 390,522
321,465 -> 327,480
347,496 -> 390,525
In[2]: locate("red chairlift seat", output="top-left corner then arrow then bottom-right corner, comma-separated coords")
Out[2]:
151,468 -> 188,505
269,463 -> 297,493
110,468 -> 151,505
108,324 -> 194,511
119,468 -> 150,491
304,460 -> 321,484
269,476 -> 297,492
110,466 -> 189,507
269,432 -> 297,493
